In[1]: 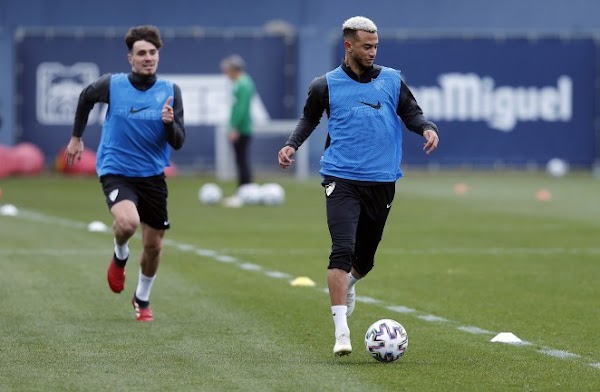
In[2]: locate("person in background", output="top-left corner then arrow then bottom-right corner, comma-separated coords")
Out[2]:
278,16 -> 439,356
221,54 -> 255,207
64,25 -> 185,322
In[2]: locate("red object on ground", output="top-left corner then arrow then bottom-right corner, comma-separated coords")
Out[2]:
11,143 -> 45,176
0,145 -> 13,178
55,146 -> 97,175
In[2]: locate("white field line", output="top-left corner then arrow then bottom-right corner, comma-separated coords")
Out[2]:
0,249 -> 107,256
3,206 -> 600,370
223,247 -> 600,256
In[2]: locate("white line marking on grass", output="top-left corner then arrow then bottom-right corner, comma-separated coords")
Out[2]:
418,314 -> 450,323
11,210 -> 88,229
8,207 -> 600,371
206,246 -> 600,256
381,247 -> 600,256
356,296 -> 380,304
456,326 -> 494,335
176,243 -> 196,252
264,271 -> 293,279
386,305 -> 417,313
239,263 -> 262,271
0,249 -> 107,256
214,255 -> 238,263
195,249 -> 218,257
539,349 -> 580,359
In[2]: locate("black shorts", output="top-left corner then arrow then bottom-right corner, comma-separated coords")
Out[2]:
100,174 -> 170,230
322,176 -> 395,274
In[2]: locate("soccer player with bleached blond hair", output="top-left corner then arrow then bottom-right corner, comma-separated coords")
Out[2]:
278,16 -> 439,356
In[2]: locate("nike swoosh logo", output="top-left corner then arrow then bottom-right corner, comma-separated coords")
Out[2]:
130,106 -> 150,114
359,100 -> 381,110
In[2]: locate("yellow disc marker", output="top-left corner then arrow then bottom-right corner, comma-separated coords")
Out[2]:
290,276 -> 316,287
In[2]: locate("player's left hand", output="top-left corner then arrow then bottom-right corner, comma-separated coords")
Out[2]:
162,96 -> 174,124
422,129 -> 439,154
228,130 -> 240,143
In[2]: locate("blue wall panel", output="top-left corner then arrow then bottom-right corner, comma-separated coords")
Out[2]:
15,33 -> 296,168
327,37 -> 598,167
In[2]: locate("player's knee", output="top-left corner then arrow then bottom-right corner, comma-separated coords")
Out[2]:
143,241 -> 162,259
353,261 -> 375,277
113,217 -> 139,238
143,232 -> 163,259
328,247 -> 354,273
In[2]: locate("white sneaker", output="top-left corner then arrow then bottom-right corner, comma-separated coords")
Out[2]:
333,333 -> 352,356
346,285 -> 356,317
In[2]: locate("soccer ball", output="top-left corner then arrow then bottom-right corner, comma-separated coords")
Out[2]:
546,158 -> 569,178
198,183 -> 223,205
260,183 -> 285,206
238,183 -> 262,205
364,319 -> 408,363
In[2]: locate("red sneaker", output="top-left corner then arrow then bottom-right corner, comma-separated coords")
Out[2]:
107,254 -> 126,293
132,296 -> 154,322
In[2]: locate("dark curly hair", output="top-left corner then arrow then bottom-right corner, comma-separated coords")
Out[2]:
125,25 -> 163,51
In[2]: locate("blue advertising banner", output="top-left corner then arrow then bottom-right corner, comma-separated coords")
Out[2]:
333,36 -> 598,167
16,31 -> 297,168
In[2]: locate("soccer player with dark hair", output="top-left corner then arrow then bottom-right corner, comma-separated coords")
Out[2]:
64,25 -> 186,322
278,16 -> 439,355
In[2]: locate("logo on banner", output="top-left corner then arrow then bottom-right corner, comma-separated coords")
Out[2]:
411,73 -> 573,132
36,62 -> 100,125
34,64 -> 271,127
161,74 -> 270,126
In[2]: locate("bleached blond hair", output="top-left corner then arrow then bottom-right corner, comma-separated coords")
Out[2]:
342,16 -> 377,34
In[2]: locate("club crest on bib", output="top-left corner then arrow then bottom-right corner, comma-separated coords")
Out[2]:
325,182 -> 336,196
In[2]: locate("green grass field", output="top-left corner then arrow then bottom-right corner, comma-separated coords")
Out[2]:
1,172 -> 599,391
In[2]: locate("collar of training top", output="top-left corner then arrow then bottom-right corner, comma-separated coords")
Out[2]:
340,61 -> 381,83
128,72 -> 157,90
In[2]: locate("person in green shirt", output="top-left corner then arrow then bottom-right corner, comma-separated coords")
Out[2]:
221,54 -> 255,195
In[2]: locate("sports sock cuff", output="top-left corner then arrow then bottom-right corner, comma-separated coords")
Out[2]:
331,305 -> 348,316
114,238 -> 130,260
133,295 -> 150,309
113,254 -> 128,268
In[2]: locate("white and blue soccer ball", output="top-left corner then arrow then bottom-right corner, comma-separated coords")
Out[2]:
260,183 -> 285,206
238,183 -> 262,205
546,158 -> 569,178
364,319 -> 408,363
198,183 -> 223,205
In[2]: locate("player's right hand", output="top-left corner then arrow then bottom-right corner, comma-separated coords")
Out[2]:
278,146 -> 296,169
65,137 -> 84,167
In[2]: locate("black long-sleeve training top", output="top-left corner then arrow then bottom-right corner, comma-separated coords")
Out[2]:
285,62 -> 438,150
72,72 -> 186,150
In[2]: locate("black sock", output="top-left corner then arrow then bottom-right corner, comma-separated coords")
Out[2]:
113,254 -> 128,268
134,295 -> 150,309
